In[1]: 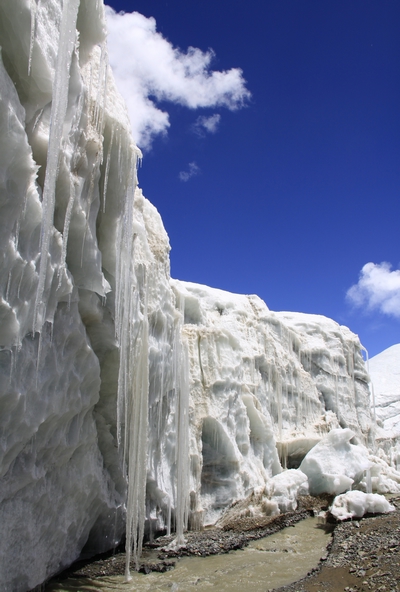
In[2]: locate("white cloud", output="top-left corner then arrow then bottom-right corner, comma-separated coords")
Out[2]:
347,262 -> 400,318
105,7 -> 250,149
192,113 -> 221,137
179,162 -> 200,182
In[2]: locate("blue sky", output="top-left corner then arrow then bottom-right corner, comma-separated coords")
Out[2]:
105,0 -> 400,357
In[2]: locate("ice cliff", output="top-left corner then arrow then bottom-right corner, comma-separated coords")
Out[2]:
171,281 -> 375,524
0,0 -> 186,588
0,1 -> 397,591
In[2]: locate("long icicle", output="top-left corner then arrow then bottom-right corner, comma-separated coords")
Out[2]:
33,0 -> 80,333
125,265 -> 149,578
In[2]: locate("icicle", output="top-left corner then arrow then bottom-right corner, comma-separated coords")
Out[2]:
58,178 -> 76,286
365,468 -> 372,493
102,124 -> 114,213
28,0 -> 37,76
362,345 -> 376,424
111,151 -> 147,578
93,42 -> 108,135
277,372 -> 282,442
35,331 -> 44,389
5,270 -> 12,303
166,497 -> 171,536
80,149 -> 102,268
157,330 -> 167,437
117,136 -> 123,181
334,355 -> 339,419
33,0 -> 80,333
31,107 -> 44,135
17,268 -> 24,300
9,348 -> 16,385
173,299 -> 190,545
124,265 -> 150,578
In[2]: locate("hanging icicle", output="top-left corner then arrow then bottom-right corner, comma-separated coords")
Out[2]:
33,0 -> 80,333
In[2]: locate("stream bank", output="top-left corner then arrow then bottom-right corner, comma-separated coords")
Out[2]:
276,495 -> 400,592
45,496 -> 400,591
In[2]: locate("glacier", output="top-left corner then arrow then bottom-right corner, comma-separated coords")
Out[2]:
0,1 -> 399,591
369,345 -> 400,457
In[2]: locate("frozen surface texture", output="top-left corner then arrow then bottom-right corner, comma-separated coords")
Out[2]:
171,281 -> 374,523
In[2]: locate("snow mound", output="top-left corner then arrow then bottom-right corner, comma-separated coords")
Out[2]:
266,469 -> 309,513
330,490 -> 395,521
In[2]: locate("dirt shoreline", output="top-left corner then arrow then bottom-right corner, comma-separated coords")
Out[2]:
49,495 -> 400,591
275,495 -> 400,592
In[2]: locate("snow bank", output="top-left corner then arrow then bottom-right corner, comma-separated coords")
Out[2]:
330,490 -> 395,521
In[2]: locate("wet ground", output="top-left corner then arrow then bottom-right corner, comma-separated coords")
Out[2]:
45,495 -> 400,591
276,495 -> 400,592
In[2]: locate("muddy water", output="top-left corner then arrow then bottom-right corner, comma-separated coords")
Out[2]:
47,517 -> 331,592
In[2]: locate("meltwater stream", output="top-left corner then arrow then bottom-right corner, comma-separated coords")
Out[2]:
46,517 -> 332,592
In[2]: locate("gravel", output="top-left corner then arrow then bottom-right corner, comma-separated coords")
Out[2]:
48,495 -> 400,591
275,495 -> 400,592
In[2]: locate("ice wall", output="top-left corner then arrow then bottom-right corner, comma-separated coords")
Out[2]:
0,1 -> 187,589
171,281 -> 374,524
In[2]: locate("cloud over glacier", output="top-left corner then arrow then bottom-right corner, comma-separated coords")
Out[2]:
179,162 -> 200,182
105,7 -> 250,149
192,113 -> 221,137
347,262 -> 400,318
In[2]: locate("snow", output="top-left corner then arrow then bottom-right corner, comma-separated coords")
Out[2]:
369,344 -> 400,440
0,1 -> 399,590
330,490 -> 394,521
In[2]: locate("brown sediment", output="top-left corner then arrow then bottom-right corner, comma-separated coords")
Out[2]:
275,495 -> 400,592
48,495 -> 400,591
